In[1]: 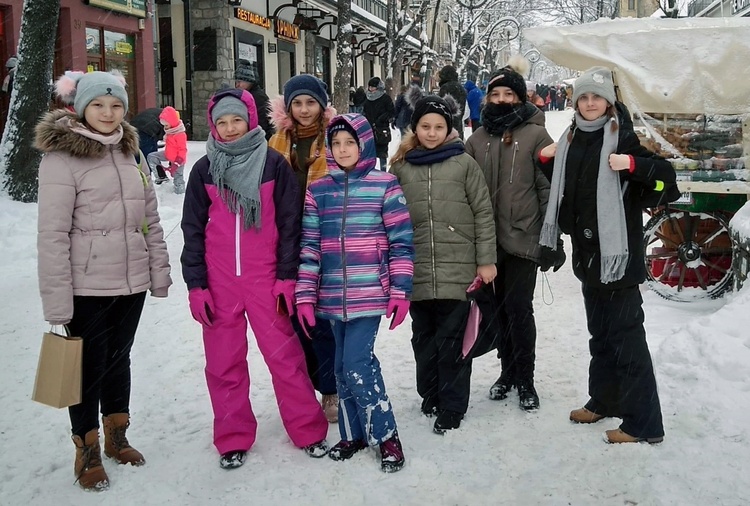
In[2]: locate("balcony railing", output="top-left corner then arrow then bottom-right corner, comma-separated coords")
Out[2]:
687,0 -> 714,16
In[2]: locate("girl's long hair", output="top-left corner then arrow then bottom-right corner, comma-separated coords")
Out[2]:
389,130 -> 420,166
288,113 -> 326,171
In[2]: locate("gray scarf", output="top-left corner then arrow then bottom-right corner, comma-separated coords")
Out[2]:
540,112 -> 628,284
366,89 -> 385,101
206,126 -> 267,230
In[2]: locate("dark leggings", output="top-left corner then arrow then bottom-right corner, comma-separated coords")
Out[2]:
67,292 -> 146,438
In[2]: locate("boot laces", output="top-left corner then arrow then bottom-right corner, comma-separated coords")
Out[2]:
75,442 -> 103,483
109,425 -> 132,451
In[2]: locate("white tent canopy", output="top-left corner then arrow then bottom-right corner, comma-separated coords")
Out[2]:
525,17 -> 750,114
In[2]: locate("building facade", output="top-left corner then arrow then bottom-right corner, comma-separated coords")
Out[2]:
0,0 -> 157,135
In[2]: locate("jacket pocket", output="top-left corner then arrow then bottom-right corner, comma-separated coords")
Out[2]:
377,240 -> 390,296
447,224 -> 473,243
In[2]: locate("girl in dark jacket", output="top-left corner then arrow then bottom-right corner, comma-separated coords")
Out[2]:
465,57 -> 556,411
539,67 -> 674,444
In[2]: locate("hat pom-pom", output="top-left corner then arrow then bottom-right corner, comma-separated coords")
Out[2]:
54,71 -> 83,104
505,54 -> 530,78
109,69 -> 127,87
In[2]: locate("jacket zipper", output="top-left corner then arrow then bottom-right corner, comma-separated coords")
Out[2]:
483,142 -> 491,170
510,141 -> 519,183
235,213 -> 241,276
428,164 -> 437,298
112,147 -> 132,292
341,173 -> 349,321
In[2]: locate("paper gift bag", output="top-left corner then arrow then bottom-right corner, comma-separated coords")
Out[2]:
32,330 -> 83,408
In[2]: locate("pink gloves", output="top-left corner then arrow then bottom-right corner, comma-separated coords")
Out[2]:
166,162 -> 179,176
189,288 -> 215,326
297,303 -> 316,339
272,279 -> 296,316
386,298 -> 410,330
174,156 -> 186,166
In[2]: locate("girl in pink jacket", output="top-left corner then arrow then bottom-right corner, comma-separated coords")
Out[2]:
35,70 -> 172,491
180,88 -> 329,469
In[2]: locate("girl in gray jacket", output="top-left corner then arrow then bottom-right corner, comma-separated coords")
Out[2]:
391,94 -> 497,434
36,71 -> 172,491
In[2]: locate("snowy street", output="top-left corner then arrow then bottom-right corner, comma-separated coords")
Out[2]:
1,110 -> 749,505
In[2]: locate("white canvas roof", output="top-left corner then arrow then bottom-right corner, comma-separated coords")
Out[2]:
525,17 -> 750,114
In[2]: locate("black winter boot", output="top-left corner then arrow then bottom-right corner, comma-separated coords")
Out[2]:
328,439 -> 367,461
379,431 -> 405,473
517,379 -> 539,411
489,372 -> 515,400
433,410 -> 464,434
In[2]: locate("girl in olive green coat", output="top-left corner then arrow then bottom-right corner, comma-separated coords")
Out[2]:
390,94 -> 496,435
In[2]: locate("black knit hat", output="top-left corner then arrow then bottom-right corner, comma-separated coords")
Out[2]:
409,95 -> 456,133
486,66 -> 527,103
327,119 -> 359,147
234,59 -> 259,84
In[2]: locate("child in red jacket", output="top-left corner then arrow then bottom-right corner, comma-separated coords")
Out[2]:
147,106 -> 188,193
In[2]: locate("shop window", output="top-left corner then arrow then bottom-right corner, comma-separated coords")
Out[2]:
85,26 -> 137,114
314,44 -> 331,91
194,27 -> 217,71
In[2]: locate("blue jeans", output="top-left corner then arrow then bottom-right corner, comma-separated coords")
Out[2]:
331,316 -> 397,445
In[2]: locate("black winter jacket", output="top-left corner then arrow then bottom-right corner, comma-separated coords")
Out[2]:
541,110 -> 676,290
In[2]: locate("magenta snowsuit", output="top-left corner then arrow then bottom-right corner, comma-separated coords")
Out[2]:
181,92 -> 327,454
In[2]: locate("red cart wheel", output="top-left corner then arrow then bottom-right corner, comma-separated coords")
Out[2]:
643,209 -> 735,301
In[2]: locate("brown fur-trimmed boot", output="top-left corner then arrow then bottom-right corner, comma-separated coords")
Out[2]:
102,413 -> 145,466
72,429 -> 109,491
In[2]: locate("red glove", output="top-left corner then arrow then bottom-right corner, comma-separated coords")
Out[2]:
296,303 -> 316,339
386,298 -> 410,330
174,157 -> 185,166
188,288 -> 215,326
272,279 -> 296,316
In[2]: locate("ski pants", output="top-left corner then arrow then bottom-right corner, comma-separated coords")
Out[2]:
147,150 -> 184,193
492,252 -> 538,382
291,316 -> 337,395
331,316 -> 397,445
202,276 -> 327,454
582,284 -> 664,439
410,299 -> 472,414
67,292 -> 146,438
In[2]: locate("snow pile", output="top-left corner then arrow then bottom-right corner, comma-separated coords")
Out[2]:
1,111 -> 749,504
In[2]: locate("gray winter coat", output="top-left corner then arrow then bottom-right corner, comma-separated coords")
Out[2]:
391,144 -> 496,301
465,107 -> 552,262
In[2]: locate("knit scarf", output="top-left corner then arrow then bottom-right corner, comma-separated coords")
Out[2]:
539,112 -> 628,284
206,126 -> 267,230
63,117 -> 124,145
480,102 -> 537,136
405,134 -> 464,165
165,121 -> 186,135
366,89 -> 385,101
267,123 -> 327,185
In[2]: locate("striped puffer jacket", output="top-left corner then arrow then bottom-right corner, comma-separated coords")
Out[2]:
295,113 -> 414,321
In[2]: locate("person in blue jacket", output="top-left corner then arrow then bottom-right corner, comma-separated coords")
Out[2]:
465,80 -> 484,131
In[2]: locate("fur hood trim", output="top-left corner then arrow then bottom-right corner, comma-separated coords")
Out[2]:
269,95 -> 336,133
35,109 -> 139,158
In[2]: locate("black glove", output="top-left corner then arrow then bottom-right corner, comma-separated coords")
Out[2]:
539,238 -> 566,272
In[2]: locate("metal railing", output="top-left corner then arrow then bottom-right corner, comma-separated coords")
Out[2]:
687,0 -> 714,16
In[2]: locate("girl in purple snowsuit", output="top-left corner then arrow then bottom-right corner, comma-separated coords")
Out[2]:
181,88 -> 328,469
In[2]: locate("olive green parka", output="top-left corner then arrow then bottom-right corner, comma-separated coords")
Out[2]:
391,143 -> 496,301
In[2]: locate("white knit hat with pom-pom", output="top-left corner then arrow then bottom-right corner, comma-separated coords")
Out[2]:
55,70 -> 128,117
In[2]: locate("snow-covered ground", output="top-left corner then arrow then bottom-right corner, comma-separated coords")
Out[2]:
2,111 -> 749,505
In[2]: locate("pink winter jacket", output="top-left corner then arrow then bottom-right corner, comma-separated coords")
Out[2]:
35,110 -> 172,324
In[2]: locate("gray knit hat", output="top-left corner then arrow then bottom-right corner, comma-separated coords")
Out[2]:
72,71 -> 129,117
211,96 -> 249,125
234,59 -> 259,84
573,67 -> 616,106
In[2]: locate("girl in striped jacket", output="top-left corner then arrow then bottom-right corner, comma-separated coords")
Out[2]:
295,114 -> 414,473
